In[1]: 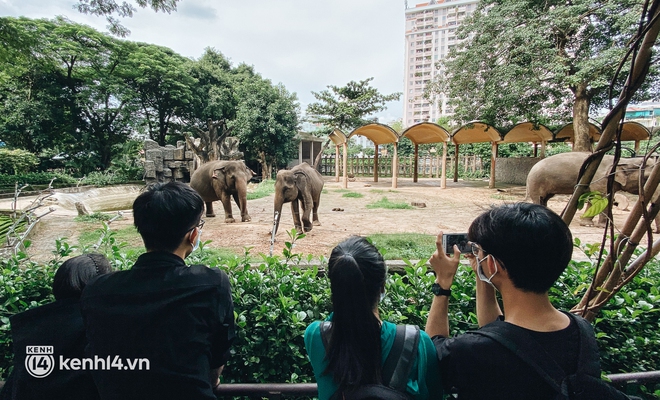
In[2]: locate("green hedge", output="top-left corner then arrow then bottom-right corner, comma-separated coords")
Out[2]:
0,236 -> 659,390
0,149 -> 39,175
0,172 -> 78,188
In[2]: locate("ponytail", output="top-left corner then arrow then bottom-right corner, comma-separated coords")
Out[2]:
324,236 -> 387,393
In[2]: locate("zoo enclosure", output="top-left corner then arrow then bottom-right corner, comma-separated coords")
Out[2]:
319,154 -> 484,178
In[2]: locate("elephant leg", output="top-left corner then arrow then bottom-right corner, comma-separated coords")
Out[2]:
291,200 -> 303,232
300,192 -> 313,232
220,192 -> 235,223
655,213 -> 660,234
234,192 -> 251,222
596,212 -> 609,228
205,201 -> 216,218
312,199 -> 321,226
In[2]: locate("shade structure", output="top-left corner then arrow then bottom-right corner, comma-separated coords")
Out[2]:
401,122 -> 451,187
451,122 -> 502,189
328,129 -> 348,187
620,121 -> 651,142
348,123 -> 400,188
554,123 -> 602,142
500,122 -> 553,143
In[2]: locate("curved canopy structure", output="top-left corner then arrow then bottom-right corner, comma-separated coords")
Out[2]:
348,123 -> 398,145
328,129 -> 348,145
501,122 -> 553,143
452,122 -> 502,144
620,121 -> 651,141
401,122 -> 450,144
554,123 -> 602,142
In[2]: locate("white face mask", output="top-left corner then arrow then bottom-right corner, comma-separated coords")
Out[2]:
379,290 -> 386,303
477,254 -> 498,288
191,229 -> 202,252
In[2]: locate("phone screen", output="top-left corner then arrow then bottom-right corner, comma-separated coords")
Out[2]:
442,233 -> 470,254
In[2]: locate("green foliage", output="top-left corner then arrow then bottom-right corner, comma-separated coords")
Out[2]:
0,149 -> 38,175
578,191 -> 609,218
247,179 -> 276,200
0,172 -> 78,188
74,0 -> 181,37
366,197 -> 413,210
306,78 -> 401,131
0,215 -> 27,243
341,192 -> 363,198
367,233 -> 436,260
73,212 -> 112,223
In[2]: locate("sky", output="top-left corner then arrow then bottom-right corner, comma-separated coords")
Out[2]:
0,0 -> 407,124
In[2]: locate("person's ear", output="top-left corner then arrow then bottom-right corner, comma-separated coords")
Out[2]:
187,228 -> 198,244
486,255 -> 499,275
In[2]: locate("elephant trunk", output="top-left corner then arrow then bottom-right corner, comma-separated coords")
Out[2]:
273,195 -> 284,235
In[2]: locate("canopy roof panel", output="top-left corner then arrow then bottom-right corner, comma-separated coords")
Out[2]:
349,123 -> 398,145
401,122 -> 450,144
452,121 -> 502,144
555,123 -> 602,142
620,121 -> 651,141
328,129 -> 348,145
501,122 -> 553,143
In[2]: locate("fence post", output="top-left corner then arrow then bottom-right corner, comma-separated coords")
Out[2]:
392,143 -> 398,189
335,146 -> 339,182
489,142 -> 497,189
374,144 -> 379,183
413,144 -> 419,182
343,142 -> 348,188
441,142 -> 447,188
454,144 -> 459,182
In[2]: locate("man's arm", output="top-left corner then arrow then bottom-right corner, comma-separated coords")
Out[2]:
210,366 -> 223,389
425,232 -> 460,338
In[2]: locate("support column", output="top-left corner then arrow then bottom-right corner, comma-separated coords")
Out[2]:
635,140 -> 640,154
343,142 -> 348,189
299,141 -> 303,165
413,144 -> 419,183
309,141 -> 314,165
392,142 -> 398,189
454,144 -> 459,182
489,142 -> 498,189
374,144 -> 379,183
533,142 -> 538,157
335,145 -> 340,182
540,141 -> 546,158
441,142 -> 447,189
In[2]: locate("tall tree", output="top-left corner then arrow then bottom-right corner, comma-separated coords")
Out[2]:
428,0 -> 659,151
74,0 -> 180,36
232,75 -> 300,179
306,78 -> 401,132
125,42 -> 194,145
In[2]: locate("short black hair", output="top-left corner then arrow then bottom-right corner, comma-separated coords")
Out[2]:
468,203 -> 573,294
53,254 -> 112,300
133,182 -> 204,252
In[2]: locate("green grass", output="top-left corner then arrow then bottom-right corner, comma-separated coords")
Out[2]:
366,197 -> 413,210
490,194 -> 517,201
342,192 -> 364,198
321,189 -> 329,194
367,233 -> 436,260
334,189 -> 350,193
74,212 -> 112,222
247,179 -> 276,200
369,189 -> 399,194
78,225 -> 142,247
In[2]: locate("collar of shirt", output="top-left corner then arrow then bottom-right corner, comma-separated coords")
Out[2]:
132,251 -> 186,269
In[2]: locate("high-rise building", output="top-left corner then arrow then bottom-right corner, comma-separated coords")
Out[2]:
403,0 -> 478,127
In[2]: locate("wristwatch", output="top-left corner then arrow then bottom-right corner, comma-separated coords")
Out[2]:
431,283 -> 452,297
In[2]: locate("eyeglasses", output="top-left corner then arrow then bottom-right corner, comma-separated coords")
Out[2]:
468,241 -> 483,257
189,219 -> 205,232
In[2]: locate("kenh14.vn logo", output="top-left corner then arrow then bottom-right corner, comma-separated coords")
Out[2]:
25,346 -> 55,378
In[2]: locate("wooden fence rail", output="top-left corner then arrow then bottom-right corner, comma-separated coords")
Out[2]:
319,154 -> 484,178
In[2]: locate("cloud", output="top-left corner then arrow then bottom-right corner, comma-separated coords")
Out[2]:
177,1 -> 217,21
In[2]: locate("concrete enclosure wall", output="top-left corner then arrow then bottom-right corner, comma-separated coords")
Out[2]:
143,139 -> 196,184
495,157 -> 542,185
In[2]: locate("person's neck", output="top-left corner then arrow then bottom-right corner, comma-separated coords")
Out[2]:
146,248 -> 188,261
500,286 -> 569,332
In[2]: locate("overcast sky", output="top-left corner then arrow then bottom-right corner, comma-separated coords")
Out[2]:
1,0 -> 406,123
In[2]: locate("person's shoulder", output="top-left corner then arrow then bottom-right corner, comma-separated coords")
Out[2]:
305,320 -> 323,338
185,264 -> 230,283
81,270 -> 124,296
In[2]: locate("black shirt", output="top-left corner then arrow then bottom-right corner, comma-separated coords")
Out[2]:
81,251 -> 236,400
4,298 -> 99,400
433,314 -> 580,400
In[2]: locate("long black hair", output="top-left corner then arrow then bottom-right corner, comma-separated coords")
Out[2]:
53,253 -> 112,300
324,236 -> 387,393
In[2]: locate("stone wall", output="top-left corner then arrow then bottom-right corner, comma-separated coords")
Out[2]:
495,157 -> 542,185
143,139 -> 196,184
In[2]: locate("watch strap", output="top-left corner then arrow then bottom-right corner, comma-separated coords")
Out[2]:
432,283 -> 452,297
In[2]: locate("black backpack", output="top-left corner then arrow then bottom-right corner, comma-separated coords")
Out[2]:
320,322 -> 420,400
469,313 -> 634,400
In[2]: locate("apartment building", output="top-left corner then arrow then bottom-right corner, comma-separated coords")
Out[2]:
403,0 -> 478,127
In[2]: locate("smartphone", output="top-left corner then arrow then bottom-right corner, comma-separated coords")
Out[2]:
442,233 -> 470,254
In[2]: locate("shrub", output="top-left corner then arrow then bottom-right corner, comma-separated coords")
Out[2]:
247,180 -> 276,200
0,172 -> 78,188
0,149 -> 39,175
341,192 -> 364,198
366,197 -> 413,210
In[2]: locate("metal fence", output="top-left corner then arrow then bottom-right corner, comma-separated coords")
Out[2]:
319,154 -> 484,178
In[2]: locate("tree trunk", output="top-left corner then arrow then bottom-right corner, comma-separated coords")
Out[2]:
572,83 -> 592,152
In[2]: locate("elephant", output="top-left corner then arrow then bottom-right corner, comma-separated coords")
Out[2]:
274,162 -> 324,234
189,160 -> 254,223
526,152 -> 653,226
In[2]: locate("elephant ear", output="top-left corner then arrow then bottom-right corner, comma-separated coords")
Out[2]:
294,171 -> 308,184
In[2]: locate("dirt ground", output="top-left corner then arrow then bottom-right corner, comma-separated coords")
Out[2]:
1,177 -> 636,262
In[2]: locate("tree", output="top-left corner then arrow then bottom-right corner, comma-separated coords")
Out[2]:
428,0 -> 658,152
232,76 -> 300,179
236,77 -> 299,179
306,78 -> 401,132
74,0 -> 180,37
125,42 -> 194,145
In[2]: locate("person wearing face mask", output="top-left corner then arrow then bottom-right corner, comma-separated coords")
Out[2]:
425,203 -> 608,400
81,182 -> 236,400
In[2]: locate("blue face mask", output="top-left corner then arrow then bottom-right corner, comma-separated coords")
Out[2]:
191,229 -> 202,252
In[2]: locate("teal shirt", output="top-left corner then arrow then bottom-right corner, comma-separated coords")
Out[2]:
304,318 -> 443,400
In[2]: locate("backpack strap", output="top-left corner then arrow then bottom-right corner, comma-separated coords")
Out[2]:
570,314 -> 602,378
469,319 -> 570,397
319,322 -> 420,393
382,325 -> 420,392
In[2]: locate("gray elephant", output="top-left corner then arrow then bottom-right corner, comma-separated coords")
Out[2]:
526,152 -> 653,226
274,162 -> 324,234
189,160 -> 253,223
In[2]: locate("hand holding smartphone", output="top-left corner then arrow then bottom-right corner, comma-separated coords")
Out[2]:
442,233 -> 471,254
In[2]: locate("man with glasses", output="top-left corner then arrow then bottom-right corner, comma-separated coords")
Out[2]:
425,203 -> 602,399
81,182 -> 236,400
